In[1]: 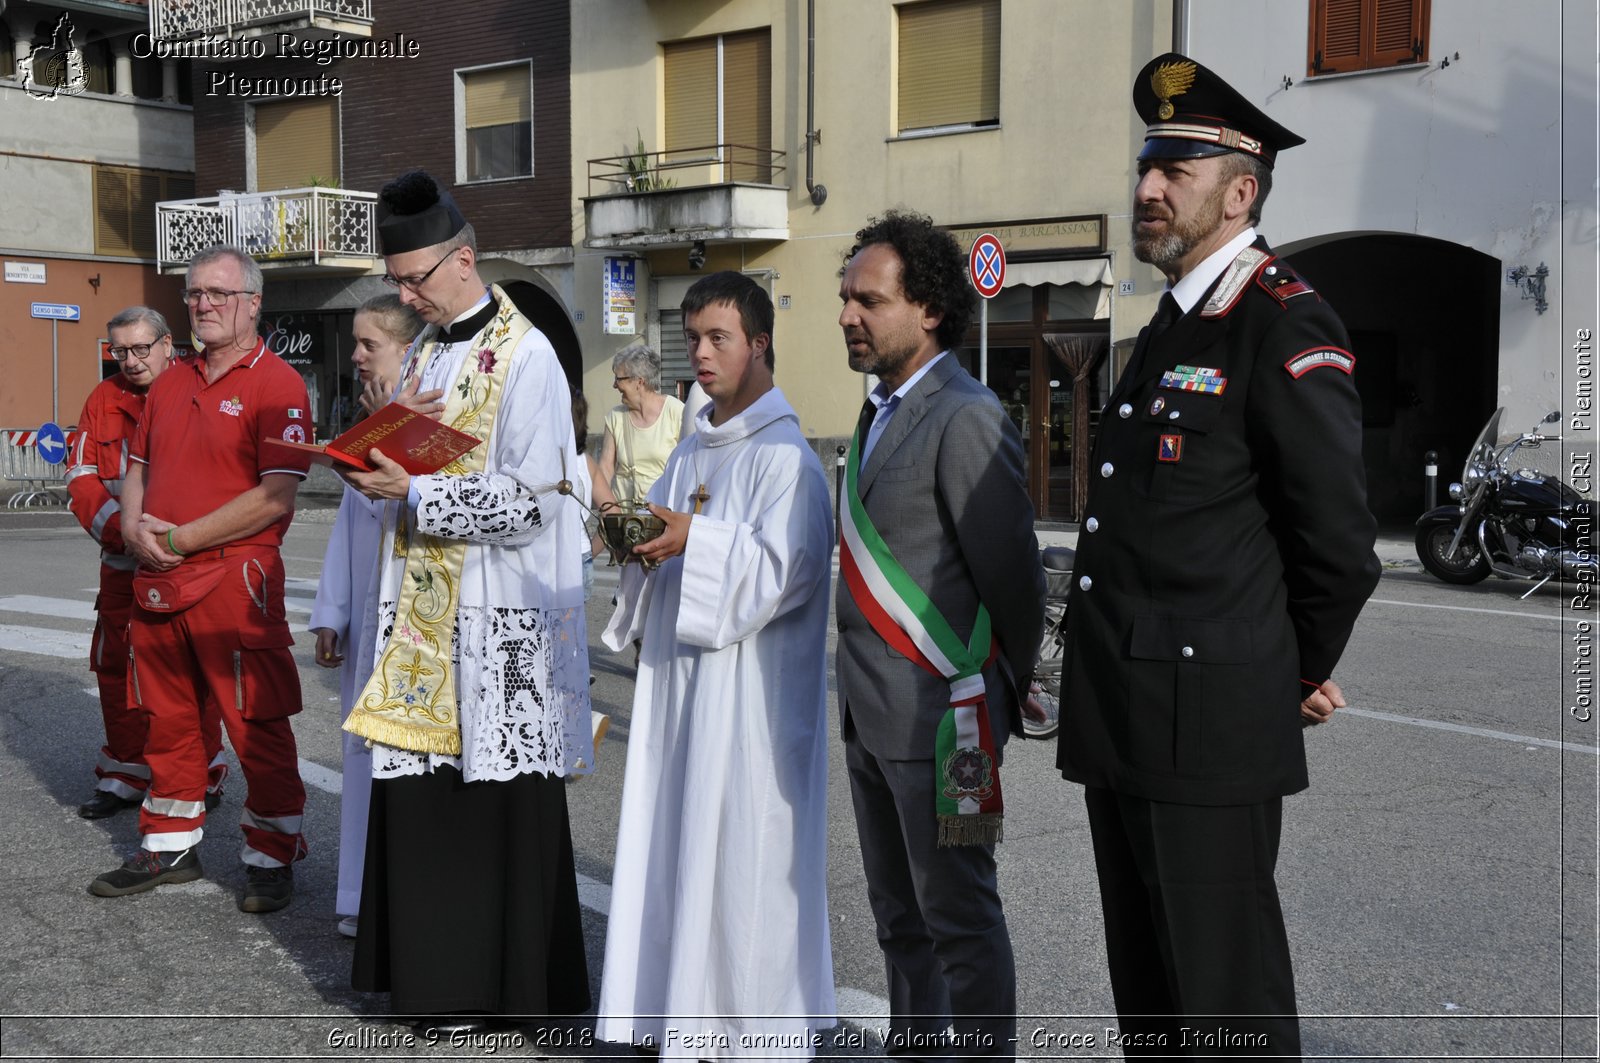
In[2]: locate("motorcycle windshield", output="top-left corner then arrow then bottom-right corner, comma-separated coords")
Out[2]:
1462,408 -> 1504,484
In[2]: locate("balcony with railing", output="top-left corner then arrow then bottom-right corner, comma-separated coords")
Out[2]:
583,143 -> 789,250
149,1 -> 374,44
156,187 -> 379,274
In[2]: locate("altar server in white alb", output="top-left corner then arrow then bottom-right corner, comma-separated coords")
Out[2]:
597,271 -> 836,1057
308,294 -> 423,940
335,170 -> 593,1030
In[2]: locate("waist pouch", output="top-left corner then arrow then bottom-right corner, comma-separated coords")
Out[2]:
133,558 -> 228,614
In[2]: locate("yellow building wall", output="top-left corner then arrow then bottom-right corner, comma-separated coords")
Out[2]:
570,0 -> 1176,440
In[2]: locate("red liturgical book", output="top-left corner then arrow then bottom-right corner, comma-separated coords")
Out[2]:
264,404 -> 482,475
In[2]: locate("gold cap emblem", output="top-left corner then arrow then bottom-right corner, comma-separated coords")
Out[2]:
1151,60 -> 1197,121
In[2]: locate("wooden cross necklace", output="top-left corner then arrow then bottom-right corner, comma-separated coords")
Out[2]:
688,418 -> 774,514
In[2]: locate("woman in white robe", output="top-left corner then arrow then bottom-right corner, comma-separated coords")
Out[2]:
310,296 -> 421,937
597,386 -> 836,1059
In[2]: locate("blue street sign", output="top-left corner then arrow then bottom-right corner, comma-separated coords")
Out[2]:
31,302 -> 80,321
36,422 -> 67,465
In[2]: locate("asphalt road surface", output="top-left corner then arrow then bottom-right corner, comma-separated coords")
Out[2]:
0,503 -> 1594,1061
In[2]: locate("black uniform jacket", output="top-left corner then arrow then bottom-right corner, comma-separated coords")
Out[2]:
1058,238 -> 1380,805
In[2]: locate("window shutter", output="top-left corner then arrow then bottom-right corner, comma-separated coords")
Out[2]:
721,29 -> 771,181
665,37 -> 718,159
94,167 -> 184,257
1311,0 -> 1363,73
254,97 -> 339,191
897,0 -> 1000,132
1311,0 -> 1426,75
1371,0 -> 1426,66
464,64 -> 531,129
94,167 -> 133,256
130,172 -> 162,257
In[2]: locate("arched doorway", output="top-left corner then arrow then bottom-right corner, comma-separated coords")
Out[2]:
1278,233 -> 1500,525
501,280 -> 582,390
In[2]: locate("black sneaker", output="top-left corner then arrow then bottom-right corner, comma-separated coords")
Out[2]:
78,790 -> 139,820
89,848 -> 202,897
239,865 -> 293,913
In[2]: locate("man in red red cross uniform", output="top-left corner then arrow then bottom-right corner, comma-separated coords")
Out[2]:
67,306 -> 228,820
89,245 -> 314,914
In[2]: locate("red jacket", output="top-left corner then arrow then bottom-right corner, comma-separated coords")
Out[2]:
67,373 -> 146,569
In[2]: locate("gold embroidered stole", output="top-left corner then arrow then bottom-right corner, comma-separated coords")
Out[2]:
344,287 -> 533,755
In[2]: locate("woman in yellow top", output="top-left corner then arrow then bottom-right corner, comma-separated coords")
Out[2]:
597,344 -> 684,505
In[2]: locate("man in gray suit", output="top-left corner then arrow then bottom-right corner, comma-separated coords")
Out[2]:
836,210 -> 1045,1059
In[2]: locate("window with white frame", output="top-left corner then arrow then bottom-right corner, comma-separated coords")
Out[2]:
662,28 -> 771,182
896,0 -> 1000,136
458,62 -> 533,182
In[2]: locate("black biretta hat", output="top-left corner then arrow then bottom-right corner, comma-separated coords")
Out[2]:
1134,53 -> 1304,168
375,170 -> 467,255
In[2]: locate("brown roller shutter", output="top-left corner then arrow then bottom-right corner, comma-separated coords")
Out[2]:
254,97 -> 339,191
665,36 -> 718,160
721,29 -> 771,181
465,64 -> 531,129
897,0 -> 1000,133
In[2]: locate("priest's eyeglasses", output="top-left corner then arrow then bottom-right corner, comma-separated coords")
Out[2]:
382,248 -> 456,292
108,340 -> 166,361
181,287 -> 256,306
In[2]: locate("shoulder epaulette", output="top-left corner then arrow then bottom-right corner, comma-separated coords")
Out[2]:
1255,260 -> 1317,306
1199,246 -> 1270,318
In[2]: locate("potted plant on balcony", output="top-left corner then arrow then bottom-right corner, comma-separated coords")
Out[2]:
622,131 -> 674,193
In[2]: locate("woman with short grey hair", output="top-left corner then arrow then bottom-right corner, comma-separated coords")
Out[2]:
596,344 -> 683,504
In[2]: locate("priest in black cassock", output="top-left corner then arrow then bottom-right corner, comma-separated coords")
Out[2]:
338,170 -> 594,1032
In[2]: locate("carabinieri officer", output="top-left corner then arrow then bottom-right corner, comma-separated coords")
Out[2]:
1058,53 -> 1381,1059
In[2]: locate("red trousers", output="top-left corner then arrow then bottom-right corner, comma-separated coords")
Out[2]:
91,567 -> 227,799
130,547 -> 306,867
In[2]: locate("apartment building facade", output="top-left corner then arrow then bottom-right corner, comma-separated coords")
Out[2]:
153,0 -> 575,440
570,0 -> 1173,520
1,0 -> 194,428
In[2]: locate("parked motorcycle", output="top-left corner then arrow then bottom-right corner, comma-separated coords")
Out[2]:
1415,408 -> 1594,597
1024,546 -> 1074,739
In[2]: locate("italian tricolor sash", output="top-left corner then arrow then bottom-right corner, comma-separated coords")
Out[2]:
344,287 -> 532,755
840,428 -> 1004,846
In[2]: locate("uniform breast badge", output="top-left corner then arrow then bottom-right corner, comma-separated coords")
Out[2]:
1157,365 -> 1228,395
1158,434 -> 1183,462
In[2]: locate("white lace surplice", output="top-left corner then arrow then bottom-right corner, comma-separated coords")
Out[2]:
369,325 -> 592,782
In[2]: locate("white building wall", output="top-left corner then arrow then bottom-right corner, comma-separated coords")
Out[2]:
1183,0 -> 1590,432
0,81 -> 194,255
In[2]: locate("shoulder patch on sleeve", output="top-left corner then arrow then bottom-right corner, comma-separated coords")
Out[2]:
1257,262 -> 1317,305
1285,346 -> 1355,378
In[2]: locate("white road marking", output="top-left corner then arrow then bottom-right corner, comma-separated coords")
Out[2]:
296,758 -> 344,795
0,594 -> 95,621
0,624 -> 88,659
80,654 -> 900,1029
1343,706 -> 1599,755
1366,597 -> 1572,623
576,871 -> 611,915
